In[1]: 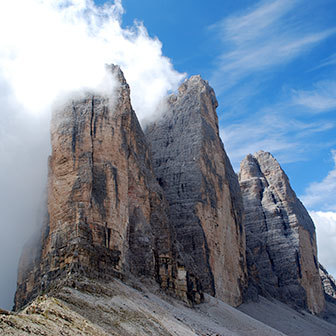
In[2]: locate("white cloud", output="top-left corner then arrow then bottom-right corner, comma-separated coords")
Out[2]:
0,0 -> 184,122
301,150 -> 336,211
0,0 -> 184,310
210,0 -> 336,91
310,211 -> 336,277
292,80 -> 336,112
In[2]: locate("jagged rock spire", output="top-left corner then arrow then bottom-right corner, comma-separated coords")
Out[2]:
239,150 -> 325,314
146,75 -> 247,306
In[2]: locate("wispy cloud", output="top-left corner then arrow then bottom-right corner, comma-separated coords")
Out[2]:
220,110 -> 334,170
292,80 -> 336,112
301,150 -> 336,211
310,210 -> 336,277
210,0 -> 336,91
311,52 -> 336,71
211,0 -> 336,170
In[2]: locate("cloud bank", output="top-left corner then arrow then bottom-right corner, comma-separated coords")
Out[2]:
0,0 -> 183,309
300,150 -> 336,277
0,0 -> 183,121
310,211 -> 336,276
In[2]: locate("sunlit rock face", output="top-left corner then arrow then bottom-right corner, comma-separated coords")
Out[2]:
145,76 -> 247,307
239,151 -> 325,314
14,66 -> 201,311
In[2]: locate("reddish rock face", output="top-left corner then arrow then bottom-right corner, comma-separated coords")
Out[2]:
14,66 -> 201,310
145,76 -> 247,307
239,151 -> 325,314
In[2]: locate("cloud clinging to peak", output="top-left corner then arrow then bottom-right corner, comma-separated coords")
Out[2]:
0,0 -> 184,310
0,0 -> 184,122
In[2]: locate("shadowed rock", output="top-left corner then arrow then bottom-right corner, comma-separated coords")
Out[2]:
239,151 -> 325,314
145,75 -> 247,306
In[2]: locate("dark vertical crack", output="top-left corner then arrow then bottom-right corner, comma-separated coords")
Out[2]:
111,167 -> 119,207
71,103 -> 78,156
296,250 -> 303,279
199,222 -> 216,296
266,246 -> 276,273
90,96 -> 95,208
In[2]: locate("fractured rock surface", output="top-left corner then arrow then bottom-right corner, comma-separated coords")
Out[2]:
319,263 -> 336,300
239,151 -> 325,314
146,76 -> 247,306
14,66 -> 197,310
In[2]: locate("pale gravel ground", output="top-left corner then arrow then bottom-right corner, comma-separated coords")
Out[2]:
239,296 -> 336,336
1,277 -> 335,335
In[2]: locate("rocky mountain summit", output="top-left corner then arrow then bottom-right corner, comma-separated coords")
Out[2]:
239,151 -> 325,314
4,66 -> 336,335
14,65 -> 203,311
145,75 -> 247,307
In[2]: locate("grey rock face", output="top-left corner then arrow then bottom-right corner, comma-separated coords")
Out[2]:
239,151 -> 325,314
319,263 -> 336,300
145,76 -> 247,306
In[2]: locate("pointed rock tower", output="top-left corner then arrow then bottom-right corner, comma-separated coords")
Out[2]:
145,76 -> 247,306
14,66 -> 200,310
239,150 -> 325,314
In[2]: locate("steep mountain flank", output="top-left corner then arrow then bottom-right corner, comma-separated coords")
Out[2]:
145,76 -> 247,306
239,151 -> 325,314
14,66 -> 201,311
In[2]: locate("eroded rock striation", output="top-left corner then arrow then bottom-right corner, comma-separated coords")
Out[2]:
239,151 -> 325,314
319,263 -> 336,301
14,66 -> 202,310
145,76 -> 247,306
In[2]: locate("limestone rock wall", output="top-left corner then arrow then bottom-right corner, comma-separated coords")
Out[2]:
239,151 -> 325,314
14,66 -> 197,310
145,76 -> 247,306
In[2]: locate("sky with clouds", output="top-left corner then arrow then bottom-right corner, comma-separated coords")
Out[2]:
117,0 -> 336,278
0,0 -> 335,308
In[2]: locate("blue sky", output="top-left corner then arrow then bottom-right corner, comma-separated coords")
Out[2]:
0,0 -> 335,309
113,0 -> 336,190
102,0 -> 336,274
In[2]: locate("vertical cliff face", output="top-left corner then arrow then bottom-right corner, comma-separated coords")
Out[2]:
145,76 -> 247,306
14,66 -> 196,310
239,151 -> 325,314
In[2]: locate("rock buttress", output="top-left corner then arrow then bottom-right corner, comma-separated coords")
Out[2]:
14,66 -> 198,310
239,151 -> 325,314
145,76 -> 247,307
